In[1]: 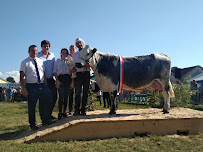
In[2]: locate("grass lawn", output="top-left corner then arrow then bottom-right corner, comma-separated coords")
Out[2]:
0,101 -> 203,152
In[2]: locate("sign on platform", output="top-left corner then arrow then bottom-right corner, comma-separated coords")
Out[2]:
130,94 -> 150,102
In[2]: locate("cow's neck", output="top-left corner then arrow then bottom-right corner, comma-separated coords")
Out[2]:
89,51 -> 119,92
89,51 -> 100,73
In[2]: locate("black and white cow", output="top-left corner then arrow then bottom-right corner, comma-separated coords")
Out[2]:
77,45 -> 174,114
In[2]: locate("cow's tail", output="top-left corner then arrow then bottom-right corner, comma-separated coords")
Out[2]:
169,81 -> 175,97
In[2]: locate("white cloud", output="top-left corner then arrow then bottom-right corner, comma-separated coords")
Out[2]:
0,71 -> 20,83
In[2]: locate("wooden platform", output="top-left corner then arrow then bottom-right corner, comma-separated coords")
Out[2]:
17,108 -> 203,143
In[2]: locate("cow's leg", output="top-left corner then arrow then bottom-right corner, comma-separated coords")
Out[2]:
109,90 -> 117,115
162,90 -> 170,113
161,80 -> 170,114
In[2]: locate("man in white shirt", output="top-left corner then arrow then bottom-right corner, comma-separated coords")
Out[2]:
20,45 -> 54,130
72,38 -> 91,115
37,40 -> 57,119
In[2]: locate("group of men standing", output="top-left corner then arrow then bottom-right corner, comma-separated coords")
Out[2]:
20,38 -> 90,130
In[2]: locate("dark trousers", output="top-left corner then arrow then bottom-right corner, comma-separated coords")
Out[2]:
74,71 -> 90,113
69,88 -> 74,113
58,74 -> 71,113
47,78 -> 57,114
26,83 -> 53,127
103,92 -> 110,107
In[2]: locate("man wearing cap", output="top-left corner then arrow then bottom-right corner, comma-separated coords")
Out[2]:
72,38 -> 91,115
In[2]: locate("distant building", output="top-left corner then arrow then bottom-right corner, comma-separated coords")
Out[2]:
170,65 -> 203,84
189,72 -> 203,87
0,78 -> 20,88
0,78 -> 9,83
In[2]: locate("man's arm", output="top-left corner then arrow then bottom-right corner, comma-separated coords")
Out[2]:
70,78 -> 74,89
43,72 -> 47,85
20,71 -> 28,97
53,73 -> 61,89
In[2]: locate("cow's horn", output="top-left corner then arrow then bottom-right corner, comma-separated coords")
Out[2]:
92,48 -> 97,54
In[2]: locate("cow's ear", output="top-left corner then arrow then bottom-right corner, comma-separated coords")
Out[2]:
92,48 -> 97,54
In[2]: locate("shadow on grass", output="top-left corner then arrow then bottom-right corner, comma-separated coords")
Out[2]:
0,126 -> 28,140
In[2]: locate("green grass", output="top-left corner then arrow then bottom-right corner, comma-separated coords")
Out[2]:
0,102 -> 203,152
0,134 -> 203,152
184,104 -> 203,111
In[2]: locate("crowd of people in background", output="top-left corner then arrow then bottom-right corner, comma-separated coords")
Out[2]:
0,86 -> 21,103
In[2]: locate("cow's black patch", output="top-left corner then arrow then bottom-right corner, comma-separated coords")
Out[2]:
96,54 -> 119,85
123,54 -> 170,88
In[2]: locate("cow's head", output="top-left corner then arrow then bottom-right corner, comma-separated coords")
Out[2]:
76,45 -> 97,68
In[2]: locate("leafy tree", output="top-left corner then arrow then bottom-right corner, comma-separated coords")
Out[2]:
87,91 -> 100,111
173,76 -> 197,107
148,91 -> 164,108
6,77 -> 15,83
148,76 -> 196,108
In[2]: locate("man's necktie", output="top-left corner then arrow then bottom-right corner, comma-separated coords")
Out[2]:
33,59 -> 41,83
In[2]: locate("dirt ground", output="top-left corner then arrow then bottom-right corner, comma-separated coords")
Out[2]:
84,107 -> 203,120
16,107 -> 203,141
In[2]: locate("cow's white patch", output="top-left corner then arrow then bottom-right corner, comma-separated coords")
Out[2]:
93,68 -> 117,92
155,54 -> 169,60
113,59 -> 117,67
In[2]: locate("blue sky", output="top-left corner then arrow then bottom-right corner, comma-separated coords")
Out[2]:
0,0 -> 202,82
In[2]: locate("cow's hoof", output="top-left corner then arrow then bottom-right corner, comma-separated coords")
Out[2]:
109,111 -> 116,115
163,110 -> 169,114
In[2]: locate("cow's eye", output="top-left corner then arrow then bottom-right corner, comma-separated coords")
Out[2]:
87,53 -> 90,56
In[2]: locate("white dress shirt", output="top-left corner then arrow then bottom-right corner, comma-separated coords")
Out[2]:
37,51 -> 55,79
20,57 -> 45,83
53,56 -> 72,76
72,51 -> 90,72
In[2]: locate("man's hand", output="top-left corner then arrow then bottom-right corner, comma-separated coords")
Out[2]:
72,67 -> 76,73
85,62 -> 91,69
56,79 -> 61,89
70,81 -> 74,89
22,88 -> 28,97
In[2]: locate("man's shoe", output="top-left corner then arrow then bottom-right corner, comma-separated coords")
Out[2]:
58,113 -> 63,120
30,125 -> 39,130
51,115 -> 57,119
62,113 -> 68,118
42,119 -> 55,125
73,111 -> 80,116
81,111 -> 86,116
109,110 -> 116,115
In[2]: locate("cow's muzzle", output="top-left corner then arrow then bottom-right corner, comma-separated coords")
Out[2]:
76,63 -> 84,68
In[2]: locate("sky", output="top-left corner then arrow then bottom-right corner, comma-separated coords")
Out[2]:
0,0 -> 203,83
